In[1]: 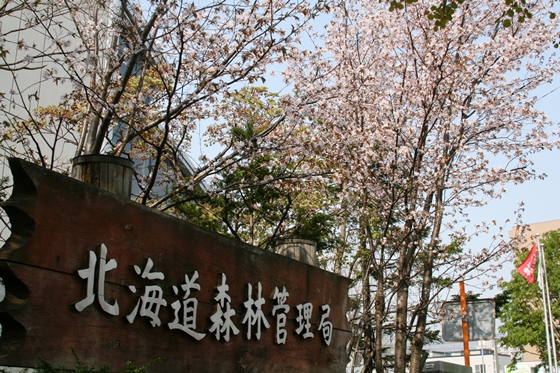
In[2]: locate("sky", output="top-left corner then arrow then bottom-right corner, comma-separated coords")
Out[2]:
457,77 -> 560,298
423,81 -> 560,351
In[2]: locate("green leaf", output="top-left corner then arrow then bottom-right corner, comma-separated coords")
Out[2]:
503,18 -> 512,27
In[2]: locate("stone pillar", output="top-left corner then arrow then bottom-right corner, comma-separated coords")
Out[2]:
276,239 -> 317,266
71,155 -> 134,199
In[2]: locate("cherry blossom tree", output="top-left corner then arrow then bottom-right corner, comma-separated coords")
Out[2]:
284,0 -> 560,371
0,0 -> 325,204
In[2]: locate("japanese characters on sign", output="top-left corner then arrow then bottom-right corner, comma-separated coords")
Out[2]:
74,244 -> 334,346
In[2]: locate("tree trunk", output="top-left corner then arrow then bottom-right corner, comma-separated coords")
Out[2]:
408,258 -> 433,373
359,234 -> 374,373
394,282 -> 410,373
374,279 -> 385,373
335,219 -> 347,275
409,187 -> 444,373
365,215 -> 386,373
394,231 -> 416,373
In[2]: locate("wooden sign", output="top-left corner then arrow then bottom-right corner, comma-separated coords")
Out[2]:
0,158 -> 352,372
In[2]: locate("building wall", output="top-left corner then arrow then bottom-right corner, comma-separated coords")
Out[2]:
426,349 -> 511,373
1,2 -> 74,114
509,220 -> 560,248
0,0 -> 125,174
1,0 -> 88,243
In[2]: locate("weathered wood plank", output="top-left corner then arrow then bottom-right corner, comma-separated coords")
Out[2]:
71,155 -> 133,198
0,158 -> 352,372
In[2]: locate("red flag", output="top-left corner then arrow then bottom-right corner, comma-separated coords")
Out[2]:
516,243 -> 538,284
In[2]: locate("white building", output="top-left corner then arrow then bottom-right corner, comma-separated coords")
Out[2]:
426,338 -> 542,373
426,347 -> 512,373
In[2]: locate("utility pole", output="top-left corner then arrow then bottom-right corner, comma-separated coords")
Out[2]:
460,280 -> 470,367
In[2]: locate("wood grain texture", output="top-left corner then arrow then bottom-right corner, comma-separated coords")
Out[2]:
71,155 -> 133,198
0,158 -> 352,373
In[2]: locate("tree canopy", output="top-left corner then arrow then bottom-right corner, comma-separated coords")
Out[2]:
389,0 -> 556,33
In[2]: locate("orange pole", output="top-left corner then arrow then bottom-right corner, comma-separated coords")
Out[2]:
460,281 -> 470,366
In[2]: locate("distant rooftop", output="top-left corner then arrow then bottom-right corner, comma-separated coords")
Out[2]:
430,348 -> 505,358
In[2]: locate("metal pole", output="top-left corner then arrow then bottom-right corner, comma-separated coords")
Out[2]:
481,341 -> 486,373
537,234 -> 555,373
493,339 -> 500,373
460,281 -> 471,366
538,234 -> 558,373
